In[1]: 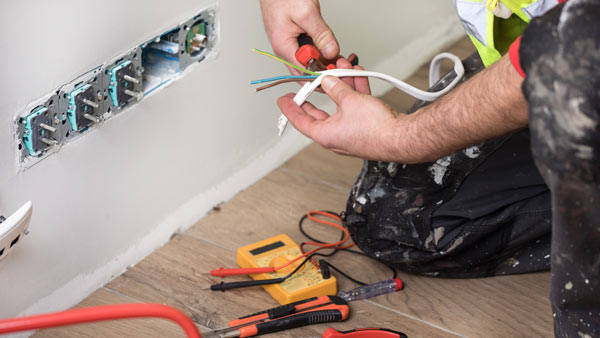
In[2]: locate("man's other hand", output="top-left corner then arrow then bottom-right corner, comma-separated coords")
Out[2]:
259,0 -> 340,75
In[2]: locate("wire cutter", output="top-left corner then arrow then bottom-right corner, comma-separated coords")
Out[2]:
295,33 -> 359,72
309,328 -> 408,338
203,295 -> 350,338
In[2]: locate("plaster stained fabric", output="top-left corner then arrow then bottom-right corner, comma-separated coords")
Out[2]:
344,55 -> 553,277
520,0 -> 600,336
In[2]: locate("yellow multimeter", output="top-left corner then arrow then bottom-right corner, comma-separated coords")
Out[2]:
236,234 -> 337,305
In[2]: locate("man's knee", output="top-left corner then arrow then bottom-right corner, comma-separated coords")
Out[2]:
520,1 -> 600,180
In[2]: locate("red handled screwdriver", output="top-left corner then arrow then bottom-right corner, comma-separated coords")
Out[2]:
337,278 -> 404,302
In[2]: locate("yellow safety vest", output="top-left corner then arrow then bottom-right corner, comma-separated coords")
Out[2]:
454,0 -> 560,66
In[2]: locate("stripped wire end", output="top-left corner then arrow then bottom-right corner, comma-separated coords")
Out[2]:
252,48 -> 320,76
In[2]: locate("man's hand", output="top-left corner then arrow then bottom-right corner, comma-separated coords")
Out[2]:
277,55 -> 529,164
259,0 -> 339,74
277,59 -> 410,161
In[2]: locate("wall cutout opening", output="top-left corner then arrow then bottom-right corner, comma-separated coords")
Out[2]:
13,6 -> 217,171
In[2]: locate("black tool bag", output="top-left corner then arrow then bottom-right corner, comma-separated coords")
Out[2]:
344,53 -> 552,278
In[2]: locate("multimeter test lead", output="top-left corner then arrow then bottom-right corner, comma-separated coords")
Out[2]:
337,278 -> 404,302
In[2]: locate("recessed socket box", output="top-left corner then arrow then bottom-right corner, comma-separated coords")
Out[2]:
58,66 -> 105,135
16,94 -> 62,161
105,48 -> 144,111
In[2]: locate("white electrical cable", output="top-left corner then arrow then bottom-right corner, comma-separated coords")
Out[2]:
277,52 -> 465,136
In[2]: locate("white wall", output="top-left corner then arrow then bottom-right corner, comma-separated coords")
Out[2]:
0,0 -> 463,319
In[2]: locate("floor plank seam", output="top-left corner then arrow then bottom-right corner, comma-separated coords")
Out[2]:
178,232 -> 236,253
279,167 -> 356,193
101,286 -> 143,303
108,275 -> 214,332
365,300 -> 467,338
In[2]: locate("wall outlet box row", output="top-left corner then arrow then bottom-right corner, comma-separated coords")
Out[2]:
14,7 -> 218,171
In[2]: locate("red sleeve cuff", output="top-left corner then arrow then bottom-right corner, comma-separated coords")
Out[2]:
509,35 -> 525,78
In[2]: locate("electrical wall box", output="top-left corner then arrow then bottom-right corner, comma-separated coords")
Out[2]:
105,48 -> 144,110
13,6 -> 218,171
141,10 -> 216,95
58,66 -> 104,135
237,234 -> 338,305
16,94 -> 61,159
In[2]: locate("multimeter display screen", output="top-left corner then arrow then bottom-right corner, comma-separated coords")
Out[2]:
250,241 -> 285,255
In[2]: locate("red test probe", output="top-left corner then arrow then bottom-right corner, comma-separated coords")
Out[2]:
208,211 -> 352,279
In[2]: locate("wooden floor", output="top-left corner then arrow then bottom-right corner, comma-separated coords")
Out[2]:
33,38 -> 553,338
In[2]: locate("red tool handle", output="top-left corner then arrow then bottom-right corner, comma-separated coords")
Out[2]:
295,33 -> 359,70
322,327 -> 407,338
210,267 -> 276,278
295,34 -> 321,67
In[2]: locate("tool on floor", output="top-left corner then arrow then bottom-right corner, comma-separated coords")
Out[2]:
310,327 -> 408,338
204,212 -> 353,304
234,233 -> 338,304
205,211 -> 403,304
204,295 -> 350,338
203,251 -> 319,292
337,278 -> 404,302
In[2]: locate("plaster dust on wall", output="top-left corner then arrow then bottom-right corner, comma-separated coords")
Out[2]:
0,0 -> 464,325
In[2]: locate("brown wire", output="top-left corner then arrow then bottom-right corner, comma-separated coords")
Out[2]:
254,79 -> 307,92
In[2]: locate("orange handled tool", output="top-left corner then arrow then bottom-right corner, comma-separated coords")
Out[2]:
204,295 -> 349,338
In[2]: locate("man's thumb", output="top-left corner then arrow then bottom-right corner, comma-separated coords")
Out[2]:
321,76 -> 354,106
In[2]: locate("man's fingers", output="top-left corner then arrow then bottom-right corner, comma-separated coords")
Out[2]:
321,76 -> 356,107
335,58 -> 355,89
273,35 -> 306,73
301,101 -> 330,120
279,93 -> 329,120
295,13 -> 339,59
277,95 -> 321,139
352,65 -> 371,95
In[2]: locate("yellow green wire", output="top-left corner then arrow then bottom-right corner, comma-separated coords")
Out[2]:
252,49 -> 319,76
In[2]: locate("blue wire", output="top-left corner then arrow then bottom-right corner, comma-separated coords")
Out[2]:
250,75 -> 318,85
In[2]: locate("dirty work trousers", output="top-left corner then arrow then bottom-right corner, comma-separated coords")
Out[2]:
343,1 -> 599,336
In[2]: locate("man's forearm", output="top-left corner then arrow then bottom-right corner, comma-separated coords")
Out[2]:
397,55 -> 529,163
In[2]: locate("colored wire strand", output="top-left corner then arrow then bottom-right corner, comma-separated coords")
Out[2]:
0,304 -> 201,338
250,75 -> 318,85
254,79 -> 302,92
252,49 -> 320,75
272,211 -> 354,273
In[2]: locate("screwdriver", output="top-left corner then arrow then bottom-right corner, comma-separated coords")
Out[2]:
337,278 -> 404,302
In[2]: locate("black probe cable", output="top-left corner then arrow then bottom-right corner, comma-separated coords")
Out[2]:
298,211 -> 397,286
207,210 -> 397,291
206,253 -> 318,292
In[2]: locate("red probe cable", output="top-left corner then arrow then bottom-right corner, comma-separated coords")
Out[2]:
211,211 -> 353,278
0,303 -> 202,338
